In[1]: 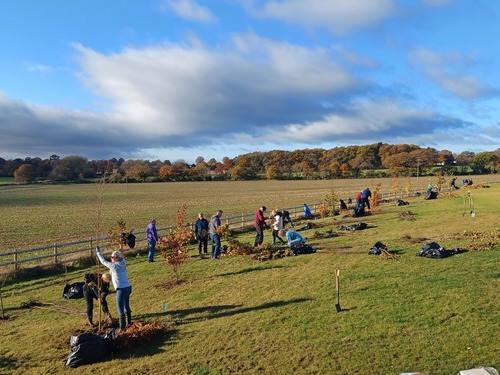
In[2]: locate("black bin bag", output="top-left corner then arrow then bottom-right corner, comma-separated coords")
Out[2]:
65,330 -> 114,368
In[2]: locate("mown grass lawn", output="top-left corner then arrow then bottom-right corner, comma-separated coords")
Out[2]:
0,179 -> 499,375
1,175 -> 499,252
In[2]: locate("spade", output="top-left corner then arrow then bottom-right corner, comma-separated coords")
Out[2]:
335,268 -> 341,312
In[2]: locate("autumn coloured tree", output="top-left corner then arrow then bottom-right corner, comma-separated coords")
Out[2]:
157,204 -> 192,282
14,164 -> 36,183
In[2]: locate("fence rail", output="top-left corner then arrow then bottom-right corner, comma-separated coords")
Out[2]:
0,189 -> 424,275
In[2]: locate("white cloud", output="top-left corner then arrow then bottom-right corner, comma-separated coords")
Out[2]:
23,62 -> 53,73
72,34 -> 359,137
164,0 -> 217,23
427,69 -> 486,99
246,0 -> 396,34
409,47 -> 489,99
266,99 -> 433,142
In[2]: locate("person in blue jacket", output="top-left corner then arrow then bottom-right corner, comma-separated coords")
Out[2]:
194,212 -> 209,258
303,203 -> 313,219
280,229 -> 305,255
146,218 -> 159,263
361,188 -> 372,210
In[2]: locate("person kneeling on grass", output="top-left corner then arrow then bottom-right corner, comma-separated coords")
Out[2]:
279,229 -> 305,255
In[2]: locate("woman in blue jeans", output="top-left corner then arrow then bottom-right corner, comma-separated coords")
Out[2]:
96,247 -> 132,331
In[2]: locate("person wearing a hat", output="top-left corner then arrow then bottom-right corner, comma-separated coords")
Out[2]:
83,272 -> 113,326
96,247 -> 133,330
194,212 -> 209,258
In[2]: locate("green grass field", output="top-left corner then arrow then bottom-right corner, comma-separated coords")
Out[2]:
0,177 -> 14,184
1,178 -> 499,374
1,176 -> 499,252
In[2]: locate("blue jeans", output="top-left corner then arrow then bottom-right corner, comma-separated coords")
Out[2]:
288,239 -> 303,249
116,286 -> 132,316
148,240 -> 156,262
210,234 -> 221,259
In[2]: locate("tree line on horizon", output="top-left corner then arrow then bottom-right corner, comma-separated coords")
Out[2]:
1,143 -> 499,183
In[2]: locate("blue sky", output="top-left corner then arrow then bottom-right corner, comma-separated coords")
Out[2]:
0,0 -> 499,164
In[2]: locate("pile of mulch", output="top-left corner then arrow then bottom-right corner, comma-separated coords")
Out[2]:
311,229 -> 338,239
115,321 -> 170,351
252,248 -> 289,261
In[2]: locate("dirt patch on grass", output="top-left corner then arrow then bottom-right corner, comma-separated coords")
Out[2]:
441,231 -> 499,251
401,234 -> 430,243
398,211 -> 416,220
155,279 -> 188,290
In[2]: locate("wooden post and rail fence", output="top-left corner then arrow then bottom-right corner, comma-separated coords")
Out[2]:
0,189 -> 424,275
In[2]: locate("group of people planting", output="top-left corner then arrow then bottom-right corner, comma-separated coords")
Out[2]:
253,205 -> 309,256
82,204 -> 315,328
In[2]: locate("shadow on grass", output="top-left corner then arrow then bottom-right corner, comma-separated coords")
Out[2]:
113,329 -> 178,360
0,353 -> 19,372
137,297 -> 312,325
486,273 -> 500,279
218,264 -> 286,277
387,249 -> 405,255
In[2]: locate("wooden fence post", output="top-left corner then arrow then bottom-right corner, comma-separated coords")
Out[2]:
14,249 -> 19,271
53,244 -> 58,264
89,238 -> 93,257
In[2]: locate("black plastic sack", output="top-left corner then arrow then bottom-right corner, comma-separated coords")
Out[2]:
121,232 -> 136,249
416,242 -> 465,258
353,207 -> 365,217
296,244 -> 315,254
425,191 -> 437,200
62,282 -> 85,299
65,330 -> 114,368
338,222 -> 367,231
369,241 -> 387,255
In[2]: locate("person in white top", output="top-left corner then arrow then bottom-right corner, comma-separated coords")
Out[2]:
270,209 -> 285,245
96,247 -> 132,330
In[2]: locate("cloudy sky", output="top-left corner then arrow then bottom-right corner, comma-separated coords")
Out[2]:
0,0 -> 499,163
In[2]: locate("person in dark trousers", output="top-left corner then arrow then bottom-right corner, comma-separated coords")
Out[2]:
450,177 -> 458,190
303,203 -> 313,219
339,199 -> 348,211
361,188 -> 372,210
209,210 -> 223,259
282,210 -> 294,228
146,218 -> 159,263
280,229 -> 305,256
96,248 -> 132,331
253,206 -> 267,247
270,209 -> 285,245
83,272 -> 113,326
194,212 -> 209,258
355,191 -> 362,209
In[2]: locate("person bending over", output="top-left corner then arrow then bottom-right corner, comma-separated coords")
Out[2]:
279,229 -> 305,255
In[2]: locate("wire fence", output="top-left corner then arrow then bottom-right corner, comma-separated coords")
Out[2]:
0,189 -> 424,275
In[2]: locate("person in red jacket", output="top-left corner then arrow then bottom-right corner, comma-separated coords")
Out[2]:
253,206 -> 267,247
355,191 -> 362,210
